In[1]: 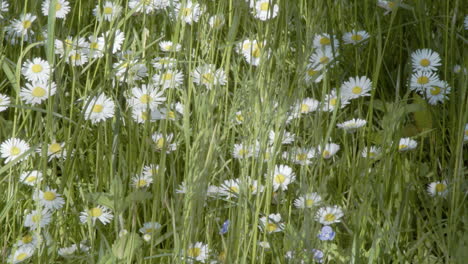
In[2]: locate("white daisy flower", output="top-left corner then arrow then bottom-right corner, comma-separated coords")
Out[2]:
270,165 -> 296,191
208,14 -> 225,29
245,177 -> 264,195
58,244 -> 77,257
268,130 -> 295,145
103,29 -> 125,54
42,0 -> 71,19
464,123 -> 468,143
153,69 -> 184,89
24,209 -> 52,230
7,13 -> 36,42
186,242 -> 209,263
453,64 -> 467,74
252,0 -> 279,21
317,143 -> 340,159
361,146 -> 381,158
15,233 -> 39,249
427,180 -> 448,198
304,64 -> 325,83
425,80 -> 451,105
139,222 -> 162,235
232,143 -> 255,159
79,205 -> 113,225
131,108 -> 163,123
86,36 -> 105,58
259,213 -> 284,233
33,187 -> 65,211
152,132 -> 177,153
0,0 -> 8,19
67,49 -> 88,66
343,30 -> 370,45
20,81 -> 56,105
93,1 -> 122,21
9,245 -> 35,264
0,138 -> 30,164
21,58 -> 51,82
152,57 -> 177,70
54,36 -> 88,57
142,164 -> 160,177
308,46 -> 338,68
36,141 -> 68,161
128,0 -> 159,14
0,93 -> 11,112
322,89 -> 349,112
234,111 -> 245,124
19,170 -> 43,186
411,49 -> 441,72
284,147 -> 315,165
176,181 -> 187,194
83,93 -> 115,124
237,39 -> 270,66
131,173 -> 153,188
295,97 -> 320,114
159,41 -> 182,52
315,206 -> 344,225
337,118 -> 367,133
294,193 -> 322,208
341,76 -> 373,100
313,33 -> 339,50
175,0 -> 204,25
219,179 -> 241,198
129,84 -> 166,111
191,64 -> 227,89
377,0 -> 399,15
114,60 -> 148,84
410,71 -> 439,93
398,137 -> 417,152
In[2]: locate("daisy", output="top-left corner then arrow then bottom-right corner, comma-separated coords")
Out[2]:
21,58 -> 51,82
15,233 -> 39,249
114,60 -> 148,84
336,118 -> 367,133
152,57 -> 177,70
20,171 -> 43,186
131,173 -> 153,188
397,137 -> 417,152
258,241 -> 271,249
54,36 -> 88,57
0,0 -> 8,19
103,29 -> 125,54
20,81 -> 57,105
304,64 -> 325,83
159,41 -> 182,52
315,206 -> 344,225
425,80 -> 451,105
67,49 -> 88,66
79,205 -> 113,225
152,132 -> 177,153
128,0 -> 159,14
0,93 -> 11,112
377,0 -> 399,15
129,84 -> 166,111
131,108 -> 162,123
427,180 -> 448,198
93,1 -> 122,21
175,0 -> 204,25
317,143 -> 340,159
219,179 -> 241,198
58,244 -> 77,257
9,245 -> 35,264
41,0 -> 71,19
411,49 -> 441,72
343,30 -> 370,45
341,76 -> 373,100
7,13 -> 36,42
209,14 -> 225,29
295,97 -> 320,114
308,46 -> 338,68
453,65 -> 467,74
361,146 -> 381,158
313,33 -> 339,50
245,177 -> 264,195
191,64 -> 227,89
24,209 -> 52,229
86,36 -> 105,58
238,39 -> 270,66
270,165 -> 296,191
284,147 -> 315,165
410,71 -> 439,93
294,193 -> 322,209
259,213 -> 284,233
232,143 -> 255,159
464,123 -> 468,143
268,130 -> 295,145
139,222 -> 162,235
142,164 -> 160,177
186,242 -> 209,263
234,111 -> 245,124
153,69 -> 184,89
252,0 -> 279,21
322,89 -> 350,112
37,141 -> 67,160
83,93 -> 115,124
33,187 -> 65,211
0,138 -> 30,164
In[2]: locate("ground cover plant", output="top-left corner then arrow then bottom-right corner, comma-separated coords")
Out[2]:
0,0 -> 467,263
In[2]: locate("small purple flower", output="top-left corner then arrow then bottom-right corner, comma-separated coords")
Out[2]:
219,219 -> 230,235
312,249 -> 324,263
318,225 -> 335,241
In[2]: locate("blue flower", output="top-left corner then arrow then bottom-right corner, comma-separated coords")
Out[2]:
219,220 -> 230,235
312,249 -> 324,263
317,225 -> 335,241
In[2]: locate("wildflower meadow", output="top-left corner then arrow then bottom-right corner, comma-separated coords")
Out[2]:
0,0 -> 467,263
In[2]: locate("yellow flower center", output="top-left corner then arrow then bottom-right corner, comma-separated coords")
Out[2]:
266,222 -> 278,232
43,191 -> 56,201
156,138 -> 165,149
352,86 -> 362,94
92,104 -> 104,113
140,111 -> 149,121
89,207 -> 103,217
319,56 -> 329,64
10,146 -> 21,156
417,76 -> 429,85
300,104 -> 310,113
213,17 -> 223,28
70,53 -> 81,61
229,186 -> 239,193
237,148 -> 248,156
319,37 -> 331,46
103,7 -> 113,15
307,69 -> 318,76
187,247 -> 201,257
22,235 -> 33,244
90,42 -> 99,49
16,253 -> 28,261
162,73 -> 173,81
324,213 -> 336,222
260,2 -> 269,11
202,73 -> 215,84
435,183 -> 446,193
144,228 -> 154,233
351,34 -> 363,41
305,199 -> 314,207
329,98 -> 337,106
465,130 -> 468,136
296,153 -> 307,161
236,114 -> 244,122
22,20 -> 32,29
420,58 -> 430,67
430,86 -> 441,95
322,150 -> 331,158
167,111 -> 176,119
274,174 -> 286,184
64,39 -> 73,48
368,152 -> 376,158
136,179 -> 147,188
164,44 -> 172,50
25,176 -> 37,183
55,3 -> 62,11
32,214 -> 41,223
182,8 -> 192,16
49,143 -> 62,153
398,144 -> 408,150
32,87 -> 46,97
388,2 -> 396,9
139,94 -> 152,104
252,47 -> 261,58
32,64 -> 43,73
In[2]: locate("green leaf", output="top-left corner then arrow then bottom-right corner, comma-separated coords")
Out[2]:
412,94 -> 433,132
112,232 -> 142,260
